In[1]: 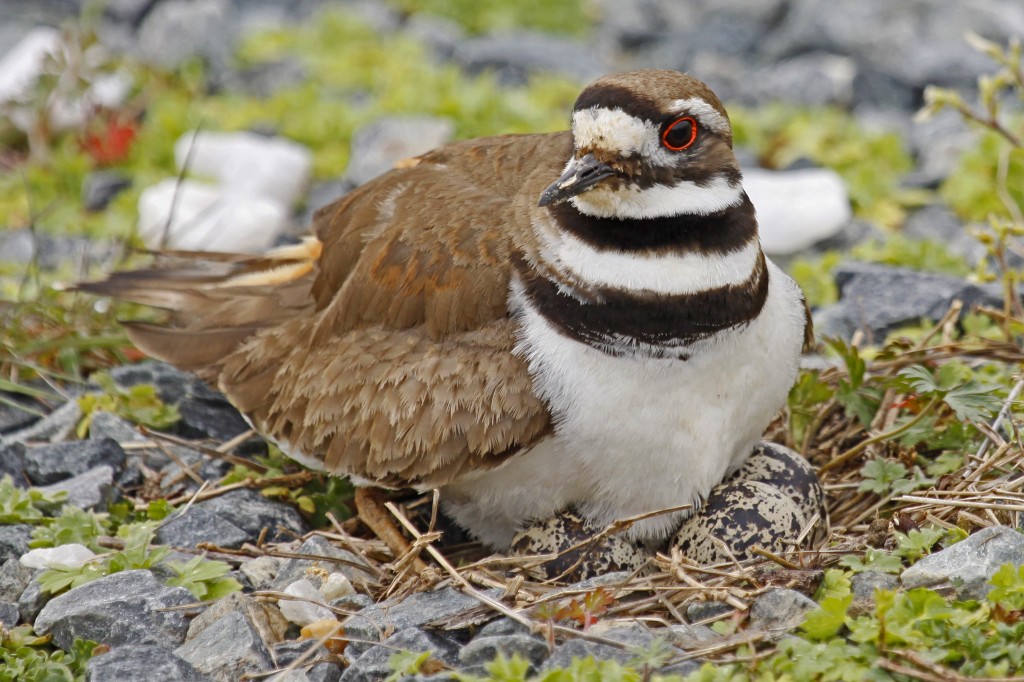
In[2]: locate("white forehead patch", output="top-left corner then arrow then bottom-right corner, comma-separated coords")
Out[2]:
671,98 -> 730,137
571,107 -> 659,157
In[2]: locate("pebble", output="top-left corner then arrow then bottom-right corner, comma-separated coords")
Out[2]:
851,571 -> 900,601
0,558 -> 33,602
270,535 -> 372,591
196,488 -> 309,544
186,591 -> 288,645
279,578 -> 336,627
33,569 -> 196,650
458,634 -> 549,673
0,525 -> 33,563
19,438 -> 126,486
0,601 -> 19,627
341,627 -> 461,682
901,525 -> 1024,600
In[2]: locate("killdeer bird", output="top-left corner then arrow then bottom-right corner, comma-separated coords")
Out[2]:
81,70 -> 811,550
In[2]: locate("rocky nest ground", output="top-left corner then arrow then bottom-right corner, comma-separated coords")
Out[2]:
3,1 -> 1024,681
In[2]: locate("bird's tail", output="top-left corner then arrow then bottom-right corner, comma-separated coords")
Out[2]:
74,237 -> 322,380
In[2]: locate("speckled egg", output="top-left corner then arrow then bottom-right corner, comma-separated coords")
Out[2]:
671,480 -> 806,565
730,442 -> 827,528
510,509 -> 651,581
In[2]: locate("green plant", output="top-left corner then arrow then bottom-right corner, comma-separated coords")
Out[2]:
37,524 -> 170,594
76,372 -> 180,438
384,0 -> 593,35
30,505 -> 109,551
0,634 -> 101,682
165,554 -> 243,600
0,475 -> 67,524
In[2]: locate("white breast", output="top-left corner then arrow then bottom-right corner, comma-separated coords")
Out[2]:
442,260 -> 805,549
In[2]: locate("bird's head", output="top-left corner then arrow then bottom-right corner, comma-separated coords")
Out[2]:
539,70 -> 743,219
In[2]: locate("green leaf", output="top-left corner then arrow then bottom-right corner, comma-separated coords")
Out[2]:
858,459 -> 908,495
840,549 -> 905,575
988,563 -> 1024,610
800,595 -> 853,640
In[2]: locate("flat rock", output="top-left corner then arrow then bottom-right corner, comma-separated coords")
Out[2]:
748,588 -> 817,633
0,525 -> 32,563
21,438 -> 125,486
198,488 -> 308,544
667,622 -> 717,650
175,611 -> 274,681
34,569 -> 195,650
33,464 -> 117,510
901,526 -> 1024,599
341,627 -> 460,682
817,262 -> 1005,342
341,586 -> 487,654
157,506 -> 251,549
86,644 -> 207,682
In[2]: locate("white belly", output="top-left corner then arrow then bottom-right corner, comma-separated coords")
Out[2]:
443,260 -> 805,549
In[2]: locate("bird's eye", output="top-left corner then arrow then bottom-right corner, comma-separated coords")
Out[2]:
661,117 -> 697,151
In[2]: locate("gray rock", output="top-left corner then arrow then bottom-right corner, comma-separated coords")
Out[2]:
175,611 -> 274,681
902,204 -> 984,265
905,109 -> 975,189
101,0 -> 160,26
685,600 -> 733,623
21,438 -> 126,486
33,465 -> 117,510
0,524 -> 32,562
82,170 -> 132,211
666,622 -> 717,650
134,0 -> 236,70
0,395 -> 40,435
330,593 -> 373,613
451,31 -> 608,85
157,506 -> 251,549
739,52 -> 857,107
2,399 -> 81,445
345,116 -> 454,187
458,634 -> 549,671
34,570 -> 195,650
402,13 -> 466,59
342,586 -> 487,655
86,644 -> 207,682
86,411 -> 146,443
0,601 -> 18,627
341,627 -> 460,682
0,230 -> 115,272
185,591 -> 288,646
0,558 -> 33,601
749,589 -> 817,633
803,219 -> 883,257
18,579 -> 49,622
819,262 -> 1005,342
234,57 -> 308,98
901,525 -> 1024,599
271,640 -> 342,682
270,535 -> 373,591
0,442 -> 27,483
198,488 -> 308,544
474,617 -> 531,639
851,571 -> 900,601
239,555 -> 281,591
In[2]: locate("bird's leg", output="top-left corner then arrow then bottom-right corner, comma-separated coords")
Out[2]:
354,487 -> 429,574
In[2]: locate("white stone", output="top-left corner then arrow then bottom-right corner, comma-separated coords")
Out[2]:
0,28 -> 131,132
319,572 -> 355,601
743,167 -> 851,256
0,27 -> 62,104
137,178 -> 288,252
20,544 -> 96,570
277,579 -> 334,627
174,131 -> 313,207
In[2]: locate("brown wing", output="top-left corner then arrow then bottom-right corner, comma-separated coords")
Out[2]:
81,132 -> 571,487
